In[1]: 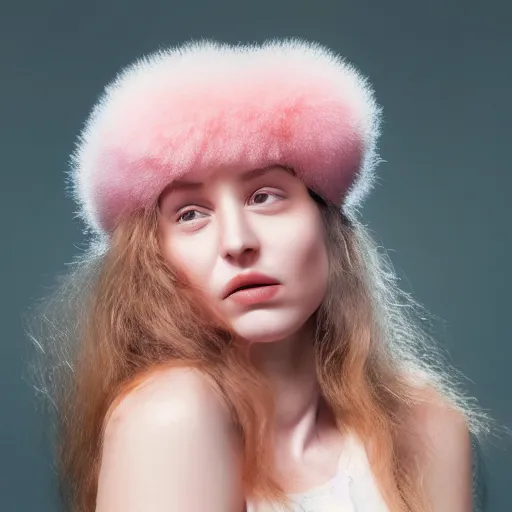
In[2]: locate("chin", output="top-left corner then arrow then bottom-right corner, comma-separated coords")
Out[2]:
230,309 -> 313,345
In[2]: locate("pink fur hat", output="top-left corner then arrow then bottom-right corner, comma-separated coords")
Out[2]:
70,38 -> 382,237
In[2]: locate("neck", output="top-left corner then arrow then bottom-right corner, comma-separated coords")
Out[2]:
248,318 -> 322,458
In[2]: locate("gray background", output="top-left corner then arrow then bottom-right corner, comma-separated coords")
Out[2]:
1,0 -> 510,510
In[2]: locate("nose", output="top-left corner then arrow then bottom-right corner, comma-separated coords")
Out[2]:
218,203 -> 260,264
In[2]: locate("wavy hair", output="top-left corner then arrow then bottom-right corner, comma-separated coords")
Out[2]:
25,192 -> 504,512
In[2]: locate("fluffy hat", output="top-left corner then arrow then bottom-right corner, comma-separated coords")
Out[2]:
69,38 -> 382,237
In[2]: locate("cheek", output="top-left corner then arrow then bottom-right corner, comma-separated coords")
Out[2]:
161,234 -> 212,288
303,228 -> 328,274
300,232 -> 329,300
271,214 -> 329,291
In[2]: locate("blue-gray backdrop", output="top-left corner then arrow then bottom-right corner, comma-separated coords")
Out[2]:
1,0 -> 510,510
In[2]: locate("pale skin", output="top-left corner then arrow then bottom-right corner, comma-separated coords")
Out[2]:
95,165 -> 473,511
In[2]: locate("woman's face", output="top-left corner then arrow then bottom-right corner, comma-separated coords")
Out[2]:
157,165 -> 329,344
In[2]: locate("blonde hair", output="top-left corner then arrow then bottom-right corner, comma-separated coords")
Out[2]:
25,195 -> 504,512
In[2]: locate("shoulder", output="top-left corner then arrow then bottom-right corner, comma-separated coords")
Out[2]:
403,385 -> 473,511
406,385 -> 471,455
104,365 -> 232,432
97,366 -> 243,512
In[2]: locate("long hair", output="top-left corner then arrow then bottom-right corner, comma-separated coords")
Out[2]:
24,192 -> 504,512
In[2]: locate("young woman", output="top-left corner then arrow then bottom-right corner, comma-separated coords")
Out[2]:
29,38 -> 497,512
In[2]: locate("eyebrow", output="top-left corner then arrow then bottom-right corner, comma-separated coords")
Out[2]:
170,165 -> 291,191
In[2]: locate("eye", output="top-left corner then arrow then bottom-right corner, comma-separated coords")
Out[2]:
176,209 -> 207,224
175,189 -> 281,224
249,189 -> 281,206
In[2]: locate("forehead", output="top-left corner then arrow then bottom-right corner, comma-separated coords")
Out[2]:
168,164 -> 296,193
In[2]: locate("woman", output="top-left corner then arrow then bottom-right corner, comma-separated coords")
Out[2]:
28,38 -> 496,511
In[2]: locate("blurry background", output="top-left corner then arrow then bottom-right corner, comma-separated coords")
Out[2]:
1,0 -> 510,510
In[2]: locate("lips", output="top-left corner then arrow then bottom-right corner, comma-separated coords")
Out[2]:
222,272 -> 280,299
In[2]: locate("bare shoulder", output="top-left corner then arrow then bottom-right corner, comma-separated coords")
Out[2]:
407,385 -> 471,453
104,365 -> 232,432
97,366 -> 243,512
403,385 -> 473,511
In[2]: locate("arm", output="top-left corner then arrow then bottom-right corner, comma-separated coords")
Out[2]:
407,389 -> 473,511
95,367 -> 245,512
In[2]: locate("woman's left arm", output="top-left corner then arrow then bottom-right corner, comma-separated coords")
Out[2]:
409,391 -> 473,512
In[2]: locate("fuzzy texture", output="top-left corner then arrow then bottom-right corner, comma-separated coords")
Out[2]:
69,38 -> 383,237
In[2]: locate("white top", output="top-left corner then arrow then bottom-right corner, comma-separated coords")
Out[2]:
246,434 -> 390,512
